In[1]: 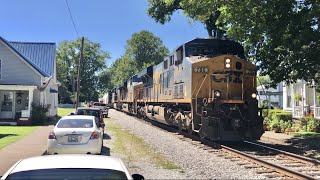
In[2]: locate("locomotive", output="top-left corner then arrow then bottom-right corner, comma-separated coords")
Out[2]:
106,38 -> 264,141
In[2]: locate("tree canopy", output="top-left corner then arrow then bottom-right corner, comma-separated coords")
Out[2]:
147,0 -> 320,88
99,30 -> 169,91
57,38 -> 110,103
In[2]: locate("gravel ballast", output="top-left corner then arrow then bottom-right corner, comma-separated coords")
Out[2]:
104,109 -> 266,179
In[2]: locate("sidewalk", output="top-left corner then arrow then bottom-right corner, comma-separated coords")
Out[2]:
0,125 -> 53,176
260,131 -> 294,144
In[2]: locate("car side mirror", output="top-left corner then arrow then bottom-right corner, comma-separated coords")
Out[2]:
70,112 -> 75,115
132,174 -> 144,180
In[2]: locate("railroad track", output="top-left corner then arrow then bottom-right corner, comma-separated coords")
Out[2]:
117,110 -> 320,179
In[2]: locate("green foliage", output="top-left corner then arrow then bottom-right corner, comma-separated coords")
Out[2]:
147,0 -> 320,88
100,30 -> 169,90
57,38 -> 110,103
317,95 -> 320,103
300,117 -> 320,133
31,104 -> 50,125
257,75 -> 271,87
294,93 -> 302,102
147,0 -> 224,37
263,109 -> 293,132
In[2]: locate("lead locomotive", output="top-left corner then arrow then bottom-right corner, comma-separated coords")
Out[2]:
107,38 -> 264,141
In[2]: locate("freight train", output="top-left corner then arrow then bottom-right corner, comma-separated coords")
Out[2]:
104,38 -> 264,141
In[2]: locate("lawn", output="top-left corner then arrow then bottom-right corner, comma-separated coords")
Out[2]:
290,132 -> 320,138
57,108 -> 75,117
0,126 -> 38,149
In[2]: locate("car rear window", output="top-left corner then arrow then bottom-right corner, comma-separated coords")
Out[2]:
76,109 -> 100,117
93,103 -> 106,106
57,119 -> 93,128
6,168 -> 128,180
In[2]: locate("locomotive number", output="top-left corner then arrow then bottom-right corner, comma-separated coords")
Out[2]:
212,70 -> 243,83
193,67 -> 209,73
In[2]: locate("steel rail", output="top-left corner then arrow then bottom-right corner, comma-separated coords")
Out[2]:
244,140 -> 320,166
221,145 -> 316,180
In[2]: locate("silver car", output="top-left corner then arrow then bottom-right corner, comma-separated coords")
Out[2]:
47,115 -> 104,155
0,155 -> 144,180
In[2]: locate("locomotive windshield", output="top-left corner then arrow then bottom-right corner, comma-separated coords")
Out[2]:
185,38 -> 246,60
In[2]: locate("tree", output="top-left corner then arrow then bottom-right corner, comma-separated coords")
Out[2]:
147,0 -> 320,88
257,75 -> 271,87
100,30 -> 169,91
126,30 -> 169,69
57,38 -> 110,103
219,0 -> 320,87
147,0 -> 225,38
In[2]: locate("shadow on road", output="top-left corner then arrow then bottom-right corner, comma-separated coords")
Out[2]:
103,133 -> 111,140
101,146 -> 111,156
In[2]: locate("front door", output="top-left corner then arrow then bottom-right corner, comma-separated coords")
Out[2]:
0,91 -> 14,119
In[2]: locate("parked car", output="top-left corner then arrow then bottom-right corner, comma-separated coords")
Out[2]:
92,102 -> 109,117
72,107 -> 105,125
0,155 -> 144,180
47,115 -> 104,155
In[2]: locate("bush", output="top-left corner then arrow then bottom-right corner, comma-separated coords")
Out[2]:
300,117 -> 320,132
263,110 -> 292,131
31,104 -> 50,125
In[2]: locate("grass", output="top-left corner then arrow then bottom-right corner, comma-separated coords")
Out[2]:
290,132 -> 320,138
0,126 -> 38,149
57,108 -> 75,117
106,118 -> 181,170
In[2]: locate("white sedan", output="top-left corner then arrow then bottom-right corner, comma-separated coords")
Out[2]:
47,115 -> 104,155
0,155 -> 144,180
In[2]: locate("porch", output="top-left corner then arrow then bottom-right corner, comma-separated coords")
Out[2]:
0,85 -> 37,125
293,106 -> 320,119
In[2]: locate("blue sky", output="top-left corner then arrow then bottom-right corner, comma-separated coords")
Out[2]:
0,0 -> 208,65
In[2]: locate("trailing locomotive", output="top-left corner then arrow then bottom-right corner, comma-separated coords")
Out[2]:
106,38 -> 264,141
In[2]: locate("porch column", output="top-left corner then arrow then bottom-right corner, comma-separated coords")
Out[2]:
28,89 -> 34,118
283,84 -> 287,109
314,85 -> 316,118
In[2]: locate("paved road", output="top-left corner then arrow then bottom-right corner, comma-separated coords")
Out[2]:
0,126 -> 53,176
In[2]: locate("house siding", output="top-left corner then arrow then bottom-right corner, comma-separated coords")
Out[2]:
0,41 -> 41,86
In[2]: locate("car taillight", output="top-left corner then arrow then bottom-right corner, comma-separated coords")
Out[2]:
90,131 -> 99,139
48,131 -> 56,139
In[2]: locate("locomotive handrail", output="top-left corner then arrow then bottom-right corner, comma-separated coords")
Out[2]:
195,74 -> 209,114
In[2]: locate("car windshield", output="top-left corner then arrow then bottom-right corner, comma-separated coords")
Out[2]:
77,110 -> 100,117
57,119 -> 93,128
5,168 -> 128,180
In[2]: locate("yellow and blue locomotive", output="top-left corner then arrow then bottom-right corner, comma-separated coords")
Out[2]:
110,38 -> 264,141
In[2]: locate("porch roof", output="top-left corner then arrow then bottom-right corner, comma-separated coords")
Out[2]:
0,84 -> 37,90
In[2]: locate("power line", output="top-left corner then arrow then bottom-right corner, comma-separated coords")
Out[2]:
65,0 -> 80,37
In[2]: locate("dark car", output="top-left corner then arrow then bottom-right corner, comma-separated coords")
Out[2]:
92,102 -> 109,118
71,107 -> 105,130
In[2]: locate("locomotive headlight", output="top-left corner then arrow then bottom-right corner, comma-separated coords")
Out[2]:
252,93 -> 257,98
225,58 -> 231,63
213,90 -> 221,98
225,63 -> 231,68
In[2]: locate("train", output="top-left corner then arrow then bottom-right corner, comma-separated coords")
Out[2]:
104,38 -> 264,141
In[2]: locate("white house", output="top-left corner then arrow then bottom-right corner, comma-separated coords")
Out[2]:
0,36 -> 59,125
283,80 -> 320,119
257,83 -> 283,109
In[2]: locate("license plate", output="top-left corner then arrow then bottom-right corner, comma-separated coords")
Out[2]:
68,136 -> 79,142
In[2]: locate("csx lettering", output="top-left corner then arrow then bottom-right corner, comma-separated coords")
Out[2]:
212,71 -> 243,83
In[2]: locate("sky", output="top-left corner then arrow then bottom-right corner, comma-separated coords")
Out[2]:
0,0 -> 208,66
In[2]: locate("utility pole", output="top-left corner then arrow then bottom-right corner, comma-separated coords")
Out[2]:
76,37 -> 84,108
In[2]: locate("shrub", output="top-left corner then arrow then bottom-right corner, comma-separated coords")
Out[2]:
31,104 -> 50,125
299,117 -> 320,132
